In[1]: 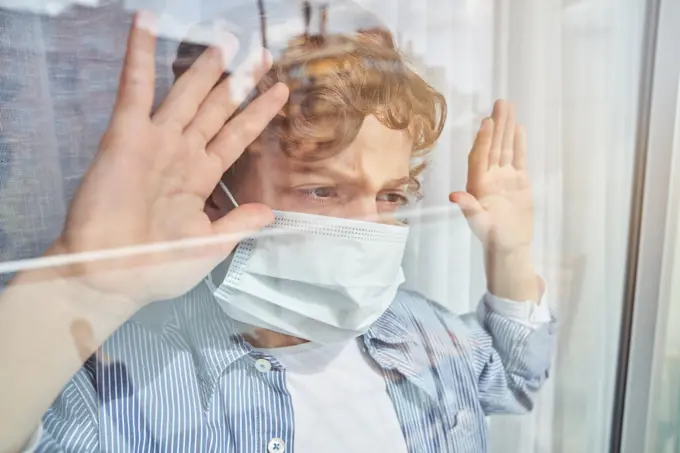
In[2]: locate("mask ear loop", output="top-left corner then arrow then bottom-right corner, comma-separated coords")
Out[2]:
219,180 -> 240,208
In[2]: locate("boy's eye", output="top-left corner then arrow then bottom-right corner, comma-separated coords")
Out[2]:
299,187 -> 337,199
378,192 -> 410,205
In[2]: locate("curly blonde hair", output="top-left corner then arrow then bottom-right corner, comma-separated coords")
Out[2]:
173,25 -> 447,195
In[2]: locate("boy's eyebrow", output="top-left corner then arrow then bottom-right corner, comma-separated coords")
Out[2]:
290,164 -> 410,188
384,176 -> 411,187
289,164 -> 358,181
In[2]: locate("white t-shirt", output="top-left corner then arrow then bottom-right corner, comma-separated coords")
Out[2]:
251,295 -> 552,453
256,338 -> 409,453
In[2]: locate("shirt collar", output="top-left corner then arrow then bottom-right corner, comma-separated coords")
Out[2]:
173,284 -> 252,408
363,296 -> 439,400
173,286 -> 436,404
364,303 -> 417,345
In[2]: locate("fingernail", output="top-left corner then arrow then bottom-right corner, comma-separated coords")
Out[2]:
247,47 -> 272,78
217,31 -> 239,70
272,82 -> 290,99
135,10 -> 157,34
229,73 -> 253,105
262,49 -> 273,68
228,48 -> 268,102
257,49 -> 273,74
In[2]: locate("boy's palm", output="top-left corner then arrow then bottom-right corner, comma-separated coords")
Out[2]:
450,100 -> 534,254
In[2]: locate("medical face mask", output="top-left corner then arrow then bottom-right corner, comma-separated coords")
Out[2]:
205,181 -> 409,344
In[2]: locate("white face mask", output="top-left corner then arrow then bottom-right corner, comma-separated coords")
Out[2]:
206,182 -> 409,344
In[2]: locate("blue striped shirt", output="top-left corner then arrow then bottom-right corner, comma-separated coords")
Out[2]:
35,284 -> 555,453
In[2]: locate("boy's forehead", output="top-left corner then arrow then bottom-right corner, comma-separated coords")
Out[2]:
352,115 -> 411,147
275,119 -> 412,178
254,114 -> 411,157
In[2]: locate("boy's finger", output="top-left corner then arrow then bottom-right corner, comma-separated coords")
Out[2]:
488,100 -> 507,167
500,104 -> 515,166
468,118 -> 493,177
513,125 -> 528,169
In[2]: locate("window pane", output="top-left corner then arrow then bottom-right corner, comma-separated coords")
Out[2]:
0,1 -> 650,453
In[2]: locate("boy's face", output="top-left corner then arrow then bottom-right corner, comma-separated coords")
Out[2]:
208,115 -> 413,223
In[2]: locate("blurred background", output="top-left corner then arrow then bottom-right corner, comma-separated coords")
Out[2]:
0,0 -> 678,452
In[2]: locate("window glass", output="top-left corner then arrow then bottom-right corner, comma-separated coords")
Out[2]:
0,1 -> 648,452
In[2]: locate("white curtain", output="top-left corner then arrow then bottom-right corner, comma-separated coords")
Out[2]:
361,0 -> 647,452
0,0 -> 647,452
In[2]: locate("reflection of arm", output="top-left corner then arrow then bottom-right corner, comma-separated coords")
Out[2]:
462,294 -> 556,415
0,262 -> 135,452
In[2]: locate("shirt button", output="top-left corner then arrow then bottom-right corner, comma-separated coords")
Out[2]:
255,358 -> 272,373
267,437 -> 285,453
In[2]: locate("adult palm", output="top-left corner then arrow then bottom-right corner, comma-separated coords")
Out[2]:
56,12 -> 289,305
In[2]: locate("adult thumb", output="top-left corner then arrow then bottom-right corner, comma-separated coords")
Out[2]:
211,203 -> 274,253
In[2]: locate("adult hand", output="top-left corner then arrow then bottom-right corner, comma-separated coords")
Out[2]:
54,11 -> 289,305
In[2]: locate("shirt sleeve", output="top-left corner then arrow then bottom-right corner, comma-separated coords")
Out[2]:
484,289 -> 552,329
461,295 -> 557,416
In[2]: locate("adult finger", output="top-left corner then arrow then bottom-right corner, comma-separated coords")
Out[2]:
468,118 -> 493,177
113,11 -> 158,117
152,34 -> 239,128
185,48 -> 272,149
488,100 -> 507,167
206,82 -> 289,171
211,203 -> 274,252
513,124 -> 528,169
500,103 -> 515,166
